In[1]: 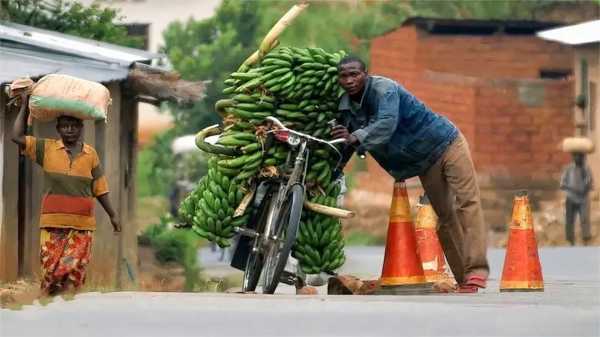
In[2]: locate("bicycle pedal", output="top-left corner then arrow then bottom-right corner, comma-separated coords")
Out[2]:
234,226 -> 259,238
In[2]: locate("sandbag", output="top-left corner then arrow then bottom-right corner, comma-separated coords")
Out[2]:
7,77 -> 35,108
28,74 -> 111,122
562,137 -> 594,153
9,77 -> 35,98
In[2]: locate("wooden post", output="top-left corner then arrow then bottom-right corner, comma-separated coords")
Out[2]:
0,91 -> 20,282
87,83 -> 121,288
0,91 -> 6,281
118,88 -> 139,289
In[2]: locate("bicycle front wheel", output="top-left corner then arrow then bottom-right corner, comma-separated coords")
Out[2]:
262,184 -> 304,294
241,187 -> 274,292
242,249 -> 263,293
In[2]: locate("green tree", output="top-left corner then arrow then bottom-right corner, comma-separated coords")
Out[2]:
0,0 -> 142,48
162,0 -> 263,134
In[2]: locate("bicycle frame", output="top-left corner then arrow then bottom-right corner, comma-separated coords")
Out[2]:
260,116 -> 345,241
260,139 -> 307,246
236,117 -> 346,292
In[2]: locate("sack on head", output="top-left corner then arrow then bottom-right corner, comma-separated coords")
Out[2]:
28,74 -> 111,122
562,137 -> 594,154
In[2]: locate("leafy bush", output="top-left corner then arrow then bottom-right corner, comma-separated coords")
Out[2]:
137,130 -> 178,198
152,228 -> 201,291
137,213 -> 202,291
152,229 -> 198,265
137,222 -> 168,246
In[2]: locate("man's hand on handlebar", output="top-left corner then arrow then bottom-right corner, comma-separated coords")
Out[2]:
331,125 -> 358,145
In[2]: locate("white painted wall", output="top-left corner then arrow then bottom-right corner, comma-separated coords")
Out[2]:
574,46 -> 600,189
80,0 -> 221,53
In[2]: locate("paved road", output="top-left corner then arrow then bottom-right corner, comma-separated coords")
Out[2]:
1,247 -> 599,337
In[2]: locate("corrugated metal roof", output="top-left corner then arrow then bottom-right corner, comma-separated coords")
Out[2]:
0,21 -> 163,65
403,17 -> 560,35
0,45 -> 128,84
0,21 -> 166,85
537,20 -> 600,45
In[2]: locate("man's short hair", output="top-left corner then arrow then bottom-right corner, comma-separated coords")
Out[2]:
338,56 -> 367,71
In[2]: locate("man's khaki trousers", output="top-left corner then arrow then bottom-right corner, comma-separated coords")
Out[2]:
418,133 -> 489,284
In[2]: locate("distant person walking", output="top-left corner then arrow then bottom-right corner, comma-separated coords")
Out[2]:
12,93 -> 120,296
560,153 -> 593,245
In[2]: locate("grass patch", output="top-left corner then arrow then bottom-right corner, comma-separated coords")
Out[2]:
194,274 -> 242,293
345,230 -> 385,246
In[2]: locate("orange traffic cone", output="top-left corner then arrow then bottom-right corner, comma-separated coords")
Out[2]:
379,181 -> 431,293
414,195 -> 452,283
500,191 -> 544,292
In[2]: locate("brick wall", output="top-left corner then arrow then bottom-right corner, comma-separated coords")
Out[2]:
418,34 -> 573,79
370,26 -> 420,88
473,78 -> 573,180
370,27 -> 573,84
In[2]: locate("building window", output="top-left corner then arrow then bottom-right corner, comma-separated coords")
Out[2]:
120,23 -> 150,51
579,58 -> 590,135
539,69 -> 571,80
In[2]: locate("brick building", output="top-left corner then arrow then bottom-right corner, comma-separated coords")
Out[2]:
353,18 -> 576,228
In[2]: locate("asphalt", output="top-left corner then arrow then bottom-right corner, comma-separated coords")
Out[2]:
1,247 -> 599,337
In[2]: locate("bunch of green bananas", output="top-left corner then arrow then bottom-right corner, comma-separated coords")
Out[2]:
178,158 -> 250,248
178,46 -> 348,272
293,187 -> 346,274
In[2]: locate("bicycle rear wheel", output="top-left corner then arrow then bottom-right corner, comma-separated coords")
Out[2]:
262,184 -> 304,294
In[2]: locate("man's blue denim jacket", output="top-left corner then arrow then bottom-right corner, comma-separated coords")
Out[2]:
338,76 -> 458,180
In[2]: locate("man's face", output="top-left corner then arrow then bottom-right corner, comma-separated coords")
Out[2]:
574,153 -> 585,166
338,61 -> 367,96
56,116 -> 83,144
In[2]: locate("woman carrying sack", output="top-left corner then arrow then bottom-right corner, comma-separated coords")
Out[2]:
10,76 -> 119,296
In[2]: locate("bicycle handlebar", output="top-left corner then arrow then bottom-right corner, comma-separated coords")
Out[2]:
266,116 -> 345,161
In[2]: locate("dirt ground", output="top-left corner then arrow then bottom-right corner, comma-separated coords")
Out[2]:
0,246 -> 226,309
137,245 -> 188,292
0,279 -> 41,310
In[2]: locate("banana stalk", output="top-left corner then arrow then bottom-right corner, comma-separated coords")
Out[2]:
258,2 -> 309,59
304,200 -> 355,219
240,2 -> 309,69
234,186 -> 256,218
195,125 -> 241,157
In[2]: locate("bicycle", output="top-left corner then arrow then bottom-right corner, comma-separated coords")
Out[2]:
229,116 -> 349,294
